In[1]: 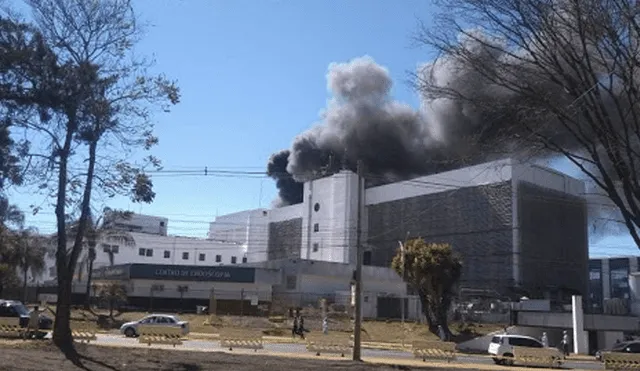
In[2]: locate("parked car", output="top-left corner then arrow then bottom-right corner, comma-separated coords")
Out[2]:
119,314 -> 189,337
0,300 -> 53,339
488,334 -> 564,366
595,340 -> 640,361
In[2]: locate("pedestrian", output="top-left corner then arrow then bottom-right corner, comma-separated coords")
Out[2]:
561,330 -> 569,357
322,317 -> 328,335
438,325 -> 446,341
541,332 -> 548,348
298,316 -> 306,340
292,316 -> 298,339
27,305 -> 44,339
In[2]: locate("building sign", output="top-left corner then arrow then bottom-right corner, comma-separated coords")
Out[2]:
129,264 -> 256,283
93,265 -> 131,280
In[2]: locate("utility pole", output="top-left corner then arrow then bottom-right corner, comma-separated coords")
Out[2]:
352,160 -> 364,361
399,230 -> 410,348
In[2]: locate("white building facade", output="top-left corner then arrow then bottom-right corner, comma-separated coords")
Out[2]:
209,158 -> 589,299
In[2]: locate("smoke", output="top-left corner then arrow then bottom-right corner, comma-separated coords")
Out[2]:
268,55 -> 530,206
267,150 -> 303,206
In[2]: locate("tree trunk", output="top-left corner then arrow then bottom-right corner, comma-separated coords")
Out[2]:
52,116 -> 75,354
418,292 -> 438,334
22,267 -> 28,303
53,275 -> 74,354
84,259 -> 94,310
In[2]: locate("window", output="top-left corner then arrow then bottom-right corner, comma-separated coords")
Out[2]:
160,221 -> 165,227
363,251 -> 372,265
199,253 -> 205,261
182,252 -> 189,260
312,243 -> 319,252
111,245 -> 119,254
138,248 -> 145,256
145,248 -> 153,257
242,256 -> 247,263
314,203 -> 320,212
286,275 -> 297,290
104,245 -> 110,253
164,250 -> 170,259
215,255 -> 222,263
231,256 -> 237,264
313,223 -> 319,232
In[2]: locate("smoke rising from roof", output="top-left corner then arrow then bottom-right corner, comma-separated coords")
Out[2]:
266,42 -> 627,241
268,55 -> 527,206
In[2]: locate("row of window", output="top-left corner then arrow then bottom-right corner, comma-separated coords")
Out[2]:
137,248 -> 247,264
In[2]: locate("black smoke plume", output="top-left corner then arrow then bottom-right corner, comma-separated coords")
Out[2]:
267,55 -> 524,207
267,150 -> 303,206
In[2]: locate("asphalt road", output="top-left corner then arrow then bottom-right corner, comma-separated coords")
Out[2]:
89,333 -> 604,370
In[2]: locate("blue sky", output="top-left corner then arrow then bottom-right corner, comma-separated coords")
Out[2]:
8,0 -> 638,257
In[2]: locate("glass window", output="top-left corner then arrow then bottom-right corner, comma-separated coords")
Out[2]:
312,243 -> 319,252
231,256 -> 237,264
215,255 -> 221,262
610,258 -> 630,300
145,249 -> 153,257
199,253 -> 205,261
313,223 -> 319,232
182,252 -> 189,260
242,256 -> 247,263
164,250 -> 170,259
138,248 -> 145,256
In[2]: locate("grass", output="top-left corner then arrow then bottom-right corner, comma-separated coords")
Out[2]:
54,306 -> 504,345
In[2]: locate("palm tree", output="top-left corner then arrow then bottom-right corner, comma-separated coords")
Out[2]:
0,197 -> 24,297
14,228 -> 47,302
95,282 -> 127,319
82,209 -> 135,309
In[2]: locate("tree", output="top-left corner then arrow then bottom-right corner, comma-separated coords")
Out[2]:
81,208 -> 135,309
392,239 -> 462,337
94,281 -> 127,320
2,0 -> 180,355
14,228 -> 47,302
417,0 -> 640,249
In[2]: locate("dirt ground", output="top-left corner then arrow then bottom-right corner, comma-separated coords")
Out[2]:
0,341 -> 472,371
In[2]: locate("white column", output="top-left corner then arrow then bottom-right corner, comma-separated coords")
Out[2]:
572,295 -> 589,354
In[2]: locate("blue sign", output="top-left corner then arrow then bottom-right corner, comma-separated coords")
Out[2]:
128,264 -> 255,283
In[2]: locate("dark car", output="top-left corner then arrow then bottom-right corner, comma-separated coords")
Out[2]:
595,340 -> 640,361
0,300 -> 53,338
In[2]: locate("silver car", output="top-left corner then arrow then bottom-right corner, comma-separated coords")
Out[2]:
119,314 -> 189,337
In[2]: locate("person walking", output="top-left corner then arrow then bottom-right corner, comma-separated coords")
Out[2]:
27,305 -> 44,339
541,332 -> 549,348
561,330 -> 570,357
292,316 -> 299,339
298,316 -> 306,340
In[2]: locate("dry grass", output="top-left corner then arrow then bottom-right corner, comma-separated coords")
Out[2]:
0,341 -> 462,371
59,307 -> 503,344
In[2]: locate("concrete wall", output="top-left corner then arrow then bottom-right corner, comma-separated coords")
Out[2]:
301,170 -> 360,263
516,311 -> 639,331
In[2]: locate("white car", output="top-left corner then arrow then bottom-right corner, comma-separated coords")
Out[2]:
488,334 -> 564,366
119,314 -> 189,337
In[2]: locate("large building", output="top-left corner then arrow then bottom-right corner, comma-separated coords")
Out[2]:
210,158 -> 589,301
588,255 -> 640,314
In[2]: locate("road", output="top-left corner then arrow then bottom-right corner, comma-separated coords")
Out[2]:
88,333 -> 604,370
